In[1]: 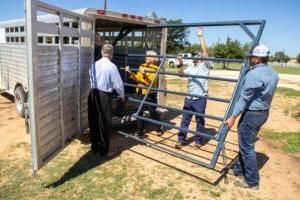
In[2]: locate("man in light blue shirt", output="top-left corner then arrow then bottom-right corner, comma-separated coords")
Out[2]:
226,44 -> 279,189
175,27 -> 212,149
88,44 -> 124,156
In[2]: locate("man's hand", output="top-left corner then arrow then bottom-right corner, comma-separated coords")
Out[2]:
177,55 -> 183,65
197,27 -> 203,37
225,116 -> 237,129
139,66 -> 145,74
125,66 -> 131,73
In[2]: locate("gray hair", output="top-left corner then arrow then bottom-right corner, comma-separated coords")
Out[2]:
101,44 -> 114,57
146,50 -> 158,62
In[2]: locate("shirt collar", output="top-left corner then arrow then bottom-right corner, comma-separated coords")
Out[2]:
252,63 -> 267,69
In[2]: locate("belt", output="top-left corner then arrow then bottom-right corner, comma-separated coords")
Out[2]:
246,109 -> 269,113
186,96 -> 200,100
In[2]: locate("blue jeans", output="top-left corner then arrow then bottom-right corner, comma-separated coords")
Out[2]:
178,97 -> 207,144
233,110 -> 269,186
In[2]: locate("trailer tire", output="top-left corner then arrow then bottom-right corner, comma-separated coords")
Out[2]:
14,86 -> 27,118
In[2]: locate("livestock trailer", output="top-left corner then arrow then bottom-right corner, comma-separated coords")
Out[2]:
0,3 -> 167,117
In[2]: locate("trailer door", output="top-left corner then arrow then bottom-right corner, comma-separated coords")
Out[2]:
26,0 -> 94,172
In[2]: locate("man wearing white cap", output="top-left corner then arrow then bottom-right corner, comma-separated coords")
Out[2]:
226,44 -> 279,189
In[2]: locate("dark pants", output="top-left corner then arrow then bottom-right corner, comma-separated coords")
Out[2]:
88,89 -> 112,155
137,93 -> 161,131
178,97 -> 207,144
233,110 -> 269,186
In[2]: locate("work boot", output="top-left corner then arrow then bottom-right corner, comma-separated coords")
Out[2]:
227,169 -> 243,178
194,143 -> 202,149
234,178 -> 259,190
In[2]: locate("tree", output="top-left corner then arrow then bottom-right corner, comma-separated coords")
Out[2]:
297,53 -> 300,64
273,51 -> 290,63
211,37 -> 246,69
165,19 -> 190,54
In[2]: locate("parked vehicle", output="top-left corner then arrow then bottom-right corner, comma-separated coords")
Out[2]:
167,53 -> 192,67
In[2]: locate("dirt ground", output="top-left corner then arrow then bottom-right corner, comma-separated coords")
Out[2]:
1,76 -> 300,199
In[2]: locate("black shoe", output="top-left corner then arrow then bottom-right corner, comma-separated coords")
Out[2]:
234,179 -> 259,190
157,125 -> 164,136
91,145 -> 100,154
133,129 -> 144,137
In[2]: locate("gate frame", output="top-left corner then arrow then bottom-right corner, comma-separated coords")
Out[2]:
118,20 -> 266,169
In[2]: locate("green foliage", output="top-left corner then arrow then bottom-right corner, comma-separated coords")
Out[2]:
273,51 -> 290,63
166,19 -> 190,54
297,53 -> 300,64
210,37 -> 248,69
263,132 -> 300,152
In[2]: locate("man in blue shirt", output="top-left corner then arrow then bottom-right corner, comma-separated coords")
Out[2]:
88,44 -> 124,156
226,44 -> 279,189
175,27 -> 212,149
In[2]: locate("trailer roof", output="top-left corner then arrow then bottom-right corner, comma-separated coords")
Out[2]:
0,8 -> 162,28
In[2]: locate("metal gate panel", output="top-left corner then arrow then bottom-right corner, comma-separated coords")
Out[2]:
26,0 -> 94,172
119,20 -> 266,169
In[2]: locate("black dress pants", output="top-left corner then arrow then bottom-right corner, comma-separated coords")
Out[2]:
88,89 -> 112,155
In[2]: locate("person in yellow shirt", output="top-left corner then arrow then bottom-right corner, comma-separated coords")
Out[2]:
125,50 -> 163,136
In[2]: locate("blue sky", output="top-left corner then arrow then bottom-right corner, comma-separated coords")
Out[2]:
1,0 -> 299,57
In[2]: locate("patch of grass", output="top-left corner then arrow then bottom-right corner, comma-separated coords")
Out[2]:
0,143 -> 184,200
272,65 -> 300,75
262,131 -> 300,153
210,190 -> 221,198
276,87 -> 300,97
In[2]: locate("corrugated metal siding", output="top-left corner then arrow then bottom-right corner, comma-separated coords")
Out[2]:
35,46 -> 61,162
80,47 -> 91,131
62,46 -> 80,141
0,44 -> 27,92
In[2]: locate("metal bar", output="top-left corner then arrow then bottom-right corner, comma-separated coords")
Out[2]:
135,56 -> 166,115
146,20 -> 265,29
116,53 -> 244,63
210,22 -> 266,168
26,0 -> 39,173
124,83 -> 230,103
132,113 -> 216,140
118,131 -> 213,168
122,68 -> 238,82
77,18 -> 82,134
239,23 -> 256,41
58,13 -> 65,144
129,97 -> 224,121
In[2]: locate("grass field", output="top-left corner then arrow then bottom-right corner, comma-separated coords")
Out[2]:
165,62 -> 300,75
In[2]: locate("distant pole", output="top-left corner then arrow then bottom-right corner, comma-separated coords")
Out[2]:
104,0 -> 107,10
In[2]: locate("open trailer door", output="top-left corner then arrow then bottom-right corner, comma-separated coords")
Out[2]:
25,0 -> 94,173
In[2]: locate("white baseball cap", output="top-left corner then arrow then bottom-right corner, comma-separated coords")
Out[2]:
250,44 -> 270,57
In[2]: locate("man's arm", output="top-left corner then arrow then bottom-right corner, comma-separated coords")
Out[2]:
177,55 -> 185,76
197,27 -> 208,57
111,65 -> 125,99
225,73 -> 262,128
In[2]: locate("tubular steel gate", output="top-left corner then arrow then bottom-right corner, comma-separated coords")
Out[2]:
118,20 -> 266,169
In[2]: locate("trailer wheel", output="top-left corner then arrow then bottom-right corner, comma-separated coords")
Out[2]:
14,86 -> 27,118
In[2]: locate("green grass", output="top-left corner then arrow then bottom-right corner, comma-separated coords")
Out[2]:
165,63 -> 300,75
262,131 -> 300,153
276,87 -> 300,97
272,65 -> 300,75
0,142 -> 185,200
